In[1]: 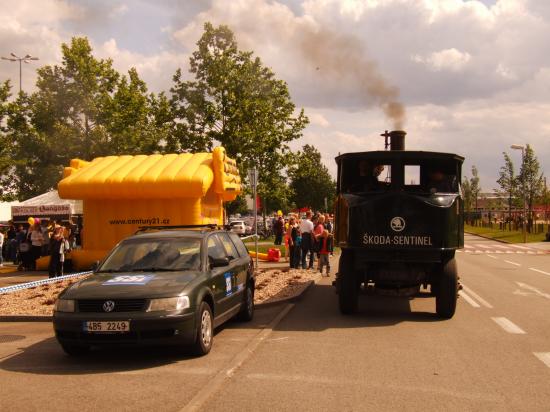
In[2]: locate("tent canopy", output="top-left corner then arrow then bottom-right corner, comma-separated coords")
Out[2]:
11,190 -> 82,222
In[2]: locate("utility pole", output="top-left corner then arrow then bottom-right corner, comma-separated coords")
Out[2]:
1,53 -> 39,93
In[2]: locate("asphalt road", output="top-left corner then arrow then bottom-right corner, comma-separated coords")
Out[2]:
1,234 -> 550,411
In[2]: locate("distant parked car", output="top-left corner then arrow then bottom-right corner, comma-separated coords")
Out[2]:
229,220 -> 247,236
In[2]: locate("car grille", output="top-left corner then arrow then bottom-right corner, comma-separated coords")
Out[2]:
77,299 -> 147,313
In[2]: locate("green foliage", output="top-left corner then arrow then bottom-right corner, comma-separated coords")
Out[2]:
496,152 -> 519,218
517,144 -> 544,228
3,37 -> 170,200
470,165 -> 481,211
461,176 -> 472,214
289,144 -> 336,211
170,23 -> 308,212
225,194 -> 249,216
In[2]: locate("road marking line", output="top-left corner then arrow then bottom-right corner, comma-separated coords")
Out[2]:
504,260 -> 521,266
180,303 -> 295,412
459,291 -> 480,308
534,353 -> 550,368
492,244 -> 509,249
515,282 -> 550,300
476,244 -> 492,249
461,284 -> 493,308
491,317 -> 526,334
509,244 -> 532,250
529,268 -> 550,277
486,255 -> 497,259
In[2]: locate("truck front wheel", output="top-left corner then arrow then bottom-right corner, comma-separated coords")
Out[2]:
435,258 -> 458,319
338,251 -> 358,314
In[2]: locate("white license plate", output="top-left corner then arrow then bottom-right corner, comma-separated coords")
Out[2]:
83,321 -> 130,333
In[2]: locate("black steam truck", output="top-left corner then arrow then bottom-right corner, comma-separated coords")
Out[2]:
333,130 -> 464,318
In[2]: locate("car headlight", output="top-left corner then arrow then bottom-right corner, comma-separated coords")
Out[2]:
54,299 -> 75,313
146,296 -> 190,312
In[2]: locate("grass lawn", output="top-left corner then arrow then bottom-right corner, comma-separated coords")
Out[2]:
465,224 -> 547,243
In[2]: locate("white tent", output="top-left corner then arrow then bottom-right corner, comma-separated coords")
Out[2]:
0,201 -> 20,222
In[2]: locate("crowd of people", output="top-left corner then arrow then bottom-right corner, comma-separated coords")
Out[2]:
0,218 -> 82,278
271,211 -> 334,276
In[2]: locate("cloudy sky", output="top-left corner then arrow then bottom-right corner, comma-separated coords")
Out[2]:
1,0 -> 549,190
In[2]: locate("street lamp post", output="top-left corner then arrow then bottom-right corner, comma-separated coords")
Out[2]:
1,53 -> 39,93
511,144 -> 527,243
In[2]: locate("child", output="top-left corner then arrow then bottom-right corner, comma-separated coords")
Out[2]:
318,229 -> 333,276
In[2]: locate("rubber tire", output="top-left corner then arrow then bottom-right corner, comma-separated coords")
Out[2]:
338,251 -> 358,315
237,283 -> 254,322
60,343 -> 90,356
435,258 -> 458,319
192,301 -> 214,356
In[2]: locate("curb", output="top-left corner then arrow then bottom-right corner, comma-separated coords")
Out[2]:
0,315 -> 52,322
0,276 -> 320,322
465,230 -> 550,247
256,278 -> 316,309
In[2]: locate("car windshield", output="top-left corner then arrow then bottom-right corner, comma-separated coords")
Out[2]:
98,238 -> 201,272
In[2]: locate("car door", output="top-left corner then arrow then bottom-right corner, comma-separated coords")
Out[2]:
218,232 -> 247,308
226,231 -> 251,291
206,234 -> 235,318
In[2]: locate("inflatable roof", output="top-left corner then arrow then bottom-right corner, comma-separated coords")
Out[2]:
58,147 -> 241,201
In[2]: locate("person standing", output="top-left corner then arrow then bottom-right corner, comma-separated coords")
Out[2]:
49,227 -> 67,277
30,223 -> 44,270
287,216 -> 300,269
299,211 -> 314,269
274,215 -> 284,245
317,230 -> 333,276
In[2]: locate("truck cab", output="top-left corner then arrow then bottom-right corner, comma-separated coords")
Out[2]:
334,131 -> 464,318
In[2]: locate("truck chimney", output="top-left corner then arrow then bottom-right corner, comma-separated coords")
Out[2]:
381,130 -> 406,151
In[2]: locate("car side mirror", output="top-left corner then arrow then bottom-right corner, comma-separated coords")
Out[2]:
210,257 -> 230,268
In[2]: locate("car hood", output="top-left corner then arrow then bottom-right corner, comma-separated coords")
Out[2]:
61,271 -> 201,300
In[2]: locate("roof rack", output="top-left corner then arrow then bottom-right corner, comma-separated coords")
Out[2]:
135,224 -> 220,234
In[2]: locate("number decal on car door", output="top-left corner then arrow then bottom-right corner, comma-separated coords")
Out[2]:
224,272 -> 232,296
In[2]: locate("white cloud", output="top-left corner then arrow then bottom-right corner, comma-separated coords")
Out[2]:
95,39 -> 189,93
412,48 -> 472,72
109,4 -> 129,19
2,0 -> 550,191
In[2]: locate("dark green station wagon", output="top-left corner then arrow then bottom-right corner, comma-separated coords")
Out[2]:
53,226 -> 254,356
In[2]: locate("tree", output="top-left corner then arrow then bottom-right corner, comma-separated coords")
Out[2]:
4,37 -> 170,199
170,22 -> 308,214
0,80 -> 13,199
470,166 -> 481,217
461,177 -> 473,219
289,145 -> 336,211
517,144 -> 544,232
496,152 -> 517,222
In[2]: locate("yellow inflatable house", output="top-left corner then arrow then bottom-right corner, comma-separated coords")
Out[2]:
57,147 -> 241,270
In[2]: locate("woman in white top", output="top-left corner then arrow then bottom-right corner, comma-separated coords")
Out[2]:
30,223 -> 44,270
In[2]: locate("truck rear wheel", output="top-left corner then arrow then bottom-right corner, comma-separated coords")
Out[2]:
338,251 -> 358,314
435,258 -> 458,319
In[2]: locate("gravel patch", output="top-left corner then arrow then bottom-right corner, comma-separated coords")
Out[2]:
0,277 -> 88,316
254,268 -> 320,305
0,269 -> 319,316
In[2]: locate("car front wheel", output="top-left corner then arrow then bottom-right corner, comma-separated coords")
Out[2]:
192,301 -> 213,356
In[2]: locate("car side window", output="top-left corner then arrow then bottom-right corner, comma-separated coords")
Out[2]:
219,232 -> 239,259
227,232 -> 249,258
207,235 -> 227,261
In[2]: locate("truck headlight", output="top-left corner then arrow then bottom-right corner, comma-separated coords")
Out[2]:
54,299 -> 75,313
147,296 -> 190,312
